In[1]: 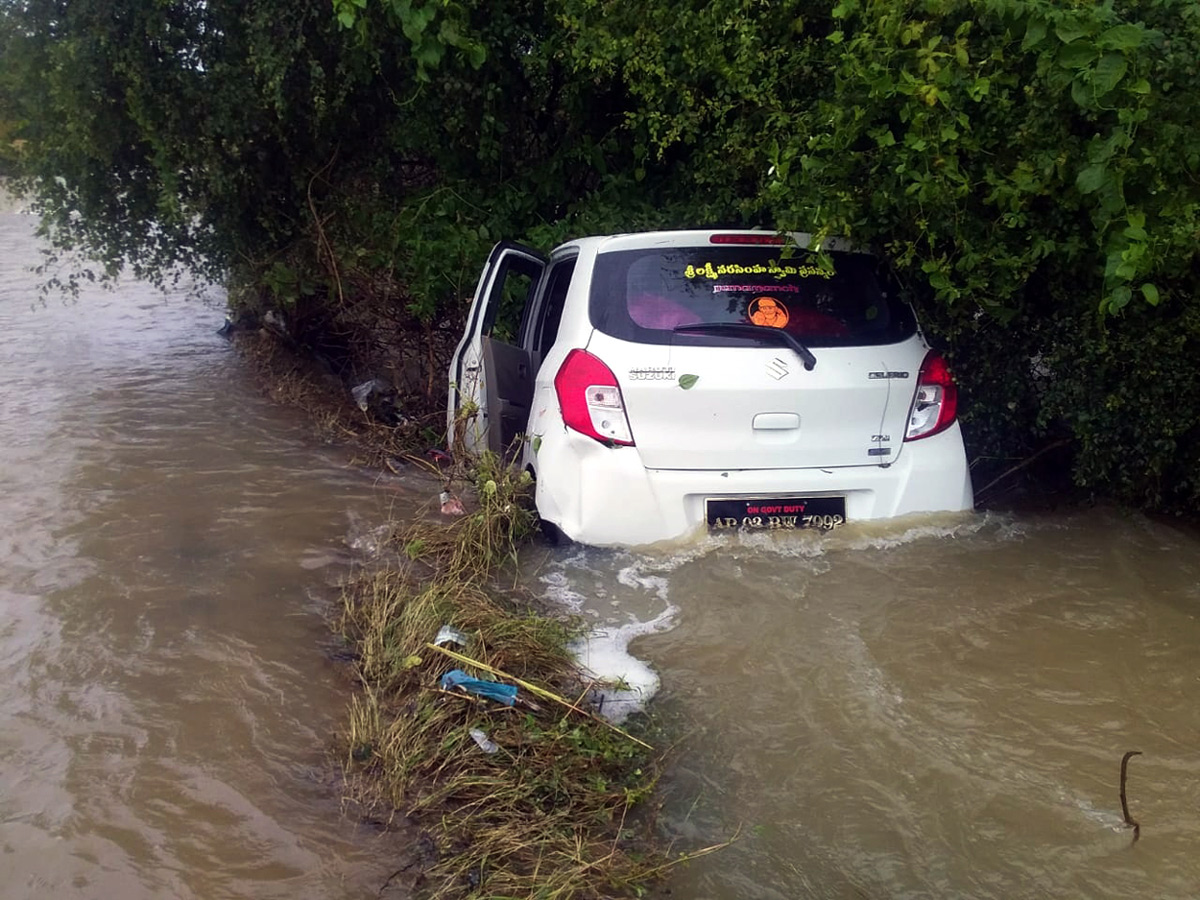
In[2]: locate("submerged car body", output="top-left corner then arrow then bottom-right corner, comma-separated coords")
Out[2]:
448,230 -> 973,546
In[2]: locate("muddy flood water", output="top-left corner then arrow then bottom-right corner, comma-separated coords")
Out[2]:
3,205 -> 1200,900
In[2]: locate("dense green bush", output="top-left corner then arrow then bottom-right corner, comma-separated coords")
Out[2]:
922,277 -> 1200,511
562,0 -> 1200,511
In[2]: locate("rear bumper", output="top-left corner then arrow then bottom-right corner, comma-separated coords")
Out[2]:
534,423 -> 974,547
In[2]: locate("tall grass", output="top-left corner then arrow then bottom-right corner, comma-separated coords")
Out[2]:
399,451 -> 540,582
339,456 -> 676,899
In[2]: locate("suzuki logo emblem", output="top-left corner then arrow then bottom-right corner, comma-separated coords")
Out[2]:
766,357 -> 789,380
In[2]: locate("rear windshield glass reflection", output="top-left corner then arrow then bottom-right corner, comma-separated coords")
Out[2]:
590,247 -> 916,347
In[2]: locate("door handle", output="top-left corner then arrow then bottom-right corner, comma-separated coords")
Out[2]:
753,412 -> 801,430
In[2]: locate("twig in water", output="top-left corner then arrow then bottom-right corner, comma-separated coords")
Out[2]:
640,825 -> 743,879
974,438 -> 1071,500
378,858 -> 417,895
1120,750 -> 1143,843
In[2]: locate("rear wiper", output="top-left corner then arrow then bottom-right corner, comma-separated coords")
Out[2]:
673,323 -> 817,371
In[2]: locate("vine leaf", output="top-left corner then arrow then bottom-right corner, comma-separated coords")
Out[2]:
1076,163 -> 1106,194
1093,54 -> 1128,96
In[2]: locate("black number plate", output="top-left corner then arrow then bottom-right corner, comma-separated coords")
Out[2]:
706,496 -> 846,531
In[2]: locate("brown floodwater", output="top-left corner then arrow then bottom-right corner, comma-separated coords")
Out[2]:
530,443 -> 1200,893
4,202 -> 1200,900
0,209 -> 426,898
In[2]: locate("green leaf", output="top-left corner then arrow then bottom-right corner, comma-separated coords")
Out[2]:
1123,210 -> 1147,240
1057,41 -> 1098,69
1093,54 -> 1128,96
1129,78 -> 1150,95
1098,24 -> 1147,51
1140,283 -> 1160,306
872,128 -> 896,147
678,374 -> 699,390
1055,22 -> 1090,45
1075,163 -> 1106,194
531,434 -> 542,454
415,40 -> 444,70
968,77 -> 991,101
1087,132 -> 1117,164
1071,77 -> 1092,108
1109,285 -> 1132,310
1022,18 -> 1048,51
337,9 -> 356,28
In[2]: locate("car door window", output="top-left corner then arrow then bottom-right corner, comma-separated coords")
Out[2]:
529,258 -> 577,359
483,255 -> 542,344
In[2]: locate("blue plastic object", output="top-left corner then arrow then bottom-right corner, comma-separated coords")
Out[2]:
439,669 -> 519,706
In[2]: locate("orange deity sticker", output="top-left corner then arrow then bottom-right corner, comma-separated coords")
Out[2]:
748,296 -> 789,328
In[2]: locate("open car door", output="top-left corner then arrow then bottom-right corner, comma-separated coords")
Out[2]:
447,242 -> 546,457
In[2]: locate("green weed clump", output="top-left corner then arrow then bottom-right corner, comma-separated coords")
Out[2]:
339,457 -> 675,899
404,451 -> 540,582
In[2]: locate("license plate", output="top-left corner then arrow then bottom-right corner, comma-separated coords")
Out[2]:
706,496 -> 846,531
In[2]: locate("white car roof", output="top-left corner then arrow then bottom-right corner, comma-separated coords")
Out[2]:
552,229 -> 855,255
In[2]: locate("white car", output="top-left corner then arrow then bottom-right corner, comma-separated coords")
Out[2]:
448,230 -> 973,546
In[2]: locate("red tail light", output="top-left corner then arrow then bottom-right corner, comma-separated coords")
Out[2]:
553,349 -> 635,445
904,352 -> 959,441
709,233 -> 786,245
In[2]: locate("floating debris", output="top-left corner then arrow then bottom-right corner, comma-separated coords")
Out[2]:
351,378 -> 406,424
439,668 -> 519,706
1120,749 -> 1143,843
468,728 -> 499,754
439,490 -> 465,516
434,624 -> 470,648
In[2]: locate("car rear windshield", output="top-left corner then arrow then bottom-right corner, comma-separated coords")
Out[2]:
588,246 -> 917,346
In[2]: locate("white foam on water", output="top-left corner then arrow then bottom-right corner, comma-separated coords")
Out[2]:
1058,788 -> 1127,831
540,548 -> 686,722
539,568 -> 591,616
616,564 -> 671,603
569,603 -> 677,724
742,510 -> 1000,557
623,509 -> 1011,562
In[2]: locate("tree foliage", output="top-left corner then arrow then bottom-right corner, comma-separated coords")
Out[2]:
2,0 -> 1198,511
562,0 -> 1200,315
